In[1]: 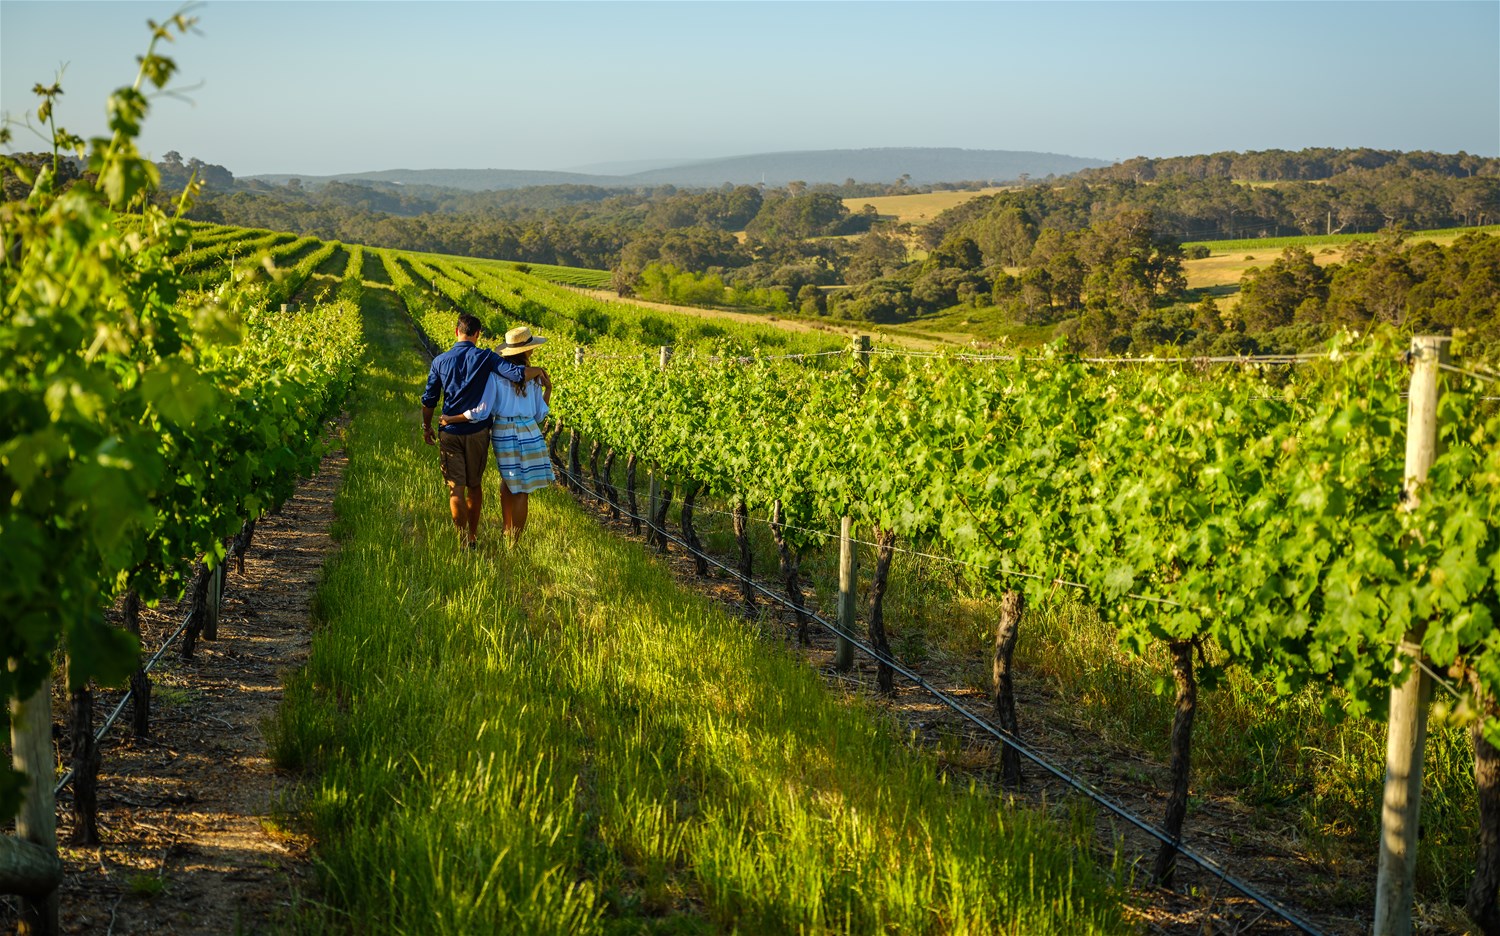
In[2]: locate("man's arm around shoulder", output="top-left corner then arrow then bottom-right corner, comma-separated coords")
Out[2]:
482,347 -> 548,388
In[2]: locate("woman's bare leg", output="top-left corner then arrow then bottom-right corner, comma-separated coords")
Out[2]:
499,481 -> 517,539
511,492 -> 530,544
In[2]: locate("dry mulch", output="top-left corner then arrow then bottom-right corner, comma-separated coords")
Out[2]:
1,442 -> 347,935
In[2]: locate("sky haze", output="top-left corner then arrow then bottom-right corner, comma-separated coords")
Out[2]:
3,1 -> 1496,178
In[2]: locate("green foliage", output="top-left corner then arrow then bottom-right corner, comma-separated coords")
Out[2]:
275,294 -> 1126,932
0,18 -> 362,820
557,330 -> 1500,740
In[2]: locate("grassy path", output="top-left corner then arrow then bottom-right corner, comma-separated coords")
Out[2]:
269,285 -> 1127,934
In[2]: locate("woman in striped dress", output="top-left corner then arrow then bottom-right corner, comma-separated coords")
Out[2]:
439,326 -> 554,545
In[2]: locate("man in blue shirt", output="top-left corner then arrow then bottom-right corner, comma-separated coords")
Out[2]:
422,314 -> 550,548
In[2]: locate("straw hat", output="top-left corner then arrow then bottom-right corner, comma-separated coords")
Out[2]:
500,325 -> 547,356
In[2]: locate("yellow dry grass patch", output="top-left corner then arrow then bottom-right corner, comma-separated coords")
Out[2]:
1183,228 -> 1495,295
842,187 -> 1010,225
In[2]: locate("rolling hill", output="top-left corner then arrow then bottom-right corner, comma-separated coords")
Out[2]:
247,147 -> 1108,192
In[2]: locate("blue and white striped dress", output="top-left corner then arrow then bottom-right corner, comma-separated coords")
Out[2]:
463,372 -> 555,494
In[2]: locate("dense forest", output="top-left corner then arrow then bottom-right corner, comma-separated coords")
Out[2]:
838,149 -> 1500,352
17,145 -> 1493,354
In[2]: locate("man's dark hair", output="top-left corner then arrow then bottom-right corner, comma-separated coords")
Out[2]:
457,314 -> 483,337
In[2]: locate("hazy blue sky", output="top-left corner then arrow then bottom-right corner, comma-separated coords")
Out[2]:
3,1 -> 1496,177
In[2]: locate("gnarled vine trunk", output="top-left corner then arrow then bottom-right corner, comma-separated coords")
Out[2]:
680,482 -> 707,576
567,429 -> 582,494
179,561 -> 212,661
733,498 -> 754,615
651,486 -> 673,554
588,441 -> 605,502
770,499 -> 809,646
231,518 -> 256,575
602,450 -> 620,520
867,526 -> 897,694
1466,680 -> 1500,936
68,673 -> 99,845
124,590 -> 151,738
547,419 -> 565,472
992,590 -> 1025,787
625,454 -> 640,536
1152,639 -> 1198,888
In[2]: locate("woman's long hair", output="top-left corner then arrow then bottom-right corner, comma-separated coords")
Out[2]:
509,350 -> 531,397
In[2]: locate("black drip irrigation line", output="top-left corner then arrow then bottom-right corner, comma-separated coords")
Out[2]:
553,461 -> 1325,936
53,605 -> 197,796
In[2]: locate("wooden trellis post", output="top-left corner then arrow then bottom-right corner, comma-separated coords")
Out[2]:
648,346 -> 671,549
1374,335 -> 1451,936
835,516 -> 857,672
835,336 -> 871,671
9,671 -> 59,935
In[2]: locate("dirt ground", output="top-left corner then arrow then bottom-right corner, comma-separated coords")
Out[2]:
1,442 -> 347,935
553,470 -> 1388,936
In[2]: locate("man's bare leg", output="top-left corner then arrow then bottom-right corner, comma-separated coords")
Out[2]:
466,485 -> 483,544
449,488 -> 469,543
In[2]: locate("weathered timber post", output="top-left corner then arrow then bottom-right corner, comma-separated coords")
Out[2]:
9,667 -> 59,935
834,335 -> 872,671
992,590 -> 1025,786
202,563 -> 224,642
0,837 -> 62,907
835,516 -> 857,672
567,347 -> 584,496
647,346 -> 672,549
1374,334 -> 1451,936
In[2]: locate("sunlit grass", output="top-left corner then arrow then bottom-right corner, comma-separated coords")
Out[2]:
667,481 -> 1478,913
269,287 -> 1128,934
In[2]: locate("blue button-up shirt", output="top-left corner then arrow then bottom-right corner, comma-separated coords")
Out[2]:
422,341 -> 526,435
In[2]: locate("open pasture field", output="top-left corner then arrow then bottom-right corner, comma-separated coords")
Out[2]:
842,187 -> 1010,224
1182,224 -> 1500,297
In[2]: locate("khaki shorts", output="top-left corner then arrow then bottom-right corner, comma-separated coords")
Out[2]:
439,431 -> 490,492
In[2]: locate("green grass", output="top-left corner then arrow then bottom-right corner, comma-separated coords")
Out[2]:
269,285 -> 1128,935
670,485 -> 1478,915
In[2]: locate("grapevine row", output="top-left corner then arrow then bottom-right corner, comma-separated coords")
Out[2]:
550,333 -> 1500,893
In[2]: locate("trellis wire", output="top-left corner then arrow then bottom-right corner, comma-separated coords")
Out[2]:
555,462 -> 1322,935
53,604 -> 197,796
554,463 -> 1190,610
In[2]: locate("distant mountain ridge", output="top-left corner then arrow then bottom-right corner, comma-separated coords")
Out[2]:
247,147 -> 1109,192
